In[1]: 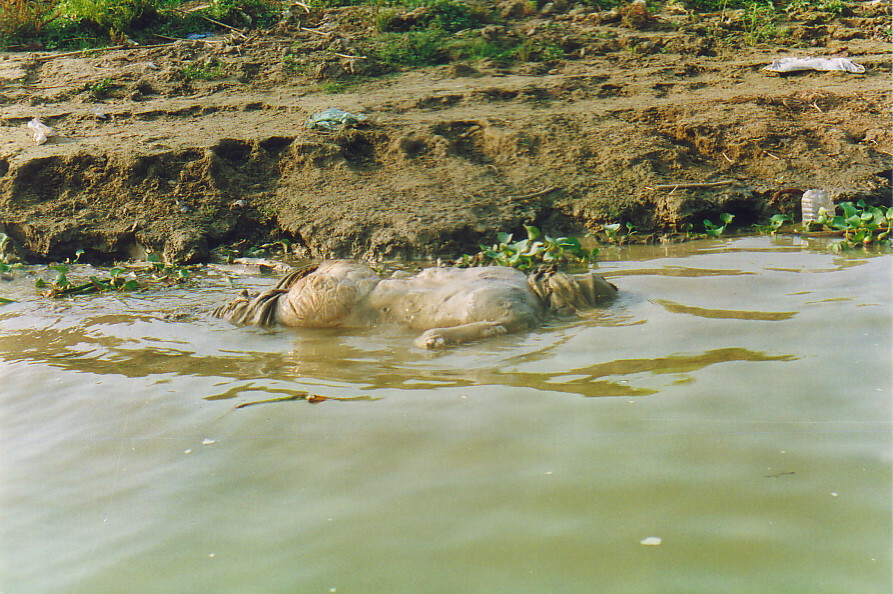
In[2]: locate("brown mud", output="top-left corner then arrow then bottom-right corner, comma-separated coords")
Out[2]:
0,2 -> 890,263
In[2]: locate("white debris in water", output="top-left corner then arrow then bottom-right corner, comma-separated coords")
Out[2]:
208,553 -> 216,558
184,449 -> 192,454
831,492 -> 838,497
544,471 -> 553,476
202,438 -> 217,445
640,537 -> 662,546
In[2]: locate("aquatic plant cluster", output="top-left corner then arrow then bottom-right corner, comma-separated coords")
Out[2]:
32,253 -> 192,299
457,224 -> 599,272
810,200 -> 893,251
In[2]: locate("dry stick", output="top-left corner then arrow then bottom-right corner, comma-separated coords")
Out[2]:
646,180 -> 736,191
199,14 -> 247,38
301,26 -> 332,37
152,33 -> 219,43
332,52 -> 367,60
31,41 -> 179,62
32,44 -> 130,61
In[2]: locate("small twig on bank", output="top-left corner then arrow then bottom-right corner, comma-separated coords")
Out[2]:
31,42 -> 179,61
152,33 -> 219,43
32,44 -> 130,61
645,180 -> 736,191
199,14 -> 247,38
301,26 -> 332,37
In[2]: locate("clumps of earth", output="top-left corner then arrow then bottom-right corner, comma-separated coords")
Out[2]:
0,0 -> 890,263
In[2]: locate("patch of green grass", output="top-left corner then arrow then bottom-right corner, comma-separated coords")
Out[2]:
512,38 -> 564,62
441,34 -> 517,62
741,0 -> 779,45
785,0 -> 846,14
2,0 -> 281,51
282,54 -> 310,74
372,28 -> 447,67
178,59 -> 224,81
318,81 -> 347,93
0,0 -> 58,43
81,76 -> 114,98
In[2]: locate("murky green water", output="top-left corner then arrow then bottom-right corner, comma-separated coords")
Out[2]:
1,237 -> 890,593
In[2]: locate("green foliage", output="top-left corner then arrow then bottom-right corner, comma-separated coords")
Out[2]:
317,81 -> 347,93
178,59 -> 224,81
752,213 -> 791,235
703,212 -> 735,237
4,0 -> 278,50
0,0 -> 58,43
513,38 -> 564,62
212,238 -> 293,262
35,263 -> 141,297
601,221 -> 636,243
0,232 -> 22,304
741,0 -> 779,44
81,76 -> 114,98
785,0 -> 846,14
372,29 -> 446,67
458,225 -> 598,272
208,0 -> 281,29
422,0 -> 485,33
243,238 -> 292,258
35,253 -> 193,298
0,232 -> 12,261
810,200 -> 892,250
440,33 -> 517,62
57,0 -> 168,34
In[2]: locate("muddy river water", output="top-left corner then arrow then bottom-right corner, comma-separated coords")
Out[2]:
1,236 -> 890,592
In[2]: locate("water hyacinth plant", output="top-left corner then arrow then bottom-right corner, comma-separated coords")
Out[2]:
34,252 -> 192,298
703,213 -> 735,238
809,200 -> 892,250
457,225 -> 598,272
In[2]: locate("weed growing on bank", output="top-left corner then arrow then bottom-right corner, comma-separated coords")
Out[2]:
0,0 -> 282,50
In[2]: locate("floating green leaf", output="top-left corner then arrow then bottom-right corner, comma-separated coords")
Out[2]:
459,225 -> 597,272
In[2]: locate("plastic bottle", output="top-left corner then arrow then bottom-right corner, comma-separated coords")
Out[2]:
801,189 -> 834,223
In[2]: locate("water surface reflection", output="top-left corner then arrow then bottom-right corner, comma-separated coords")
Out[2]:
1,237 -> 890,593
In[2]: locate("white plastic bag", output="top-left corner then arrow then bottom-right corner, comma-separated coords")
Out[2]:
27,118 -> 53,145
764,57 -> 865,74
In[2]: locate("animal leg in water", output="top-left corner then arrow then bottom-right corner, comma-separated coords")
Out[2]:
414,321 -> 509,349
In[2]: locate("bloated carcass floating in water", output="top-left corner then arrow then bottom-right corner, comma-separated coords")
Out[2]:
212,260 -> 617,348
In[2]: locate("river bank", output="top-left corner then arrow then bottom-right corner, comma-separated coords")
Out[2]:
1,0 -> 889,263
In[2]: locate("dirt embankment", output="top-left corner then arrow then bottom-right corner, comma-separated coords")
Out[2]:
0,2 -> 890,263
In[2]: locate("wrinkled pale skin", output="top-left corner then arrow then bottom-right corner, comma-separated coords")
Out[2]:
213,260 -> 617,349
